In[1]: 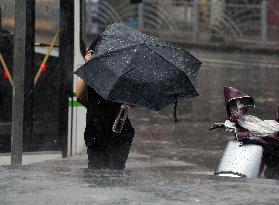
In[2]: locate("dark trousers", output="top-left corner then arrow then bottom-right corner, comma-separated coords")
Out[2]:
87,128 -> 134,170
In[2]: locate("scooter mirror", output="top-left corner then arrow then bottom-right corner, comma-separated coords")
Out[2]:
227,97 -> 254,116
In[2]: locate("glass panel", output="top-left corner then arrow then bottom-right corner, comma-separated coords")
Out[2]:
33,0 -> 61,151
0,0 -> 61,152
35,0 -> 60,46
0,0 -> 14,152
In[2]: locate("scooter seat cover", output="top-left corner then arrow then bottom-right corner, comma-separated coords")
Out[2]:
238,115 -> 279,138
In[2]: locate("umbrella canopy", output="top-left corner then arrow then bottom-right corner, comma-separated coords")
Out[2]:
75,23 -> 201,111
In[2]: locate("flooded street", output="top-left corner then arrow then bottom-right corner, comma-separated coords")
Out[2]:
1,166 -> 279,205
1,49 -> 279,204
1,0 -> 279,203
130,48 -> 279,173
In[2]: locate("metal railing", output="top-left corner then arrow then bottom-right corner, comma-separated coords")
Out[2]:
86,0 -> 279,48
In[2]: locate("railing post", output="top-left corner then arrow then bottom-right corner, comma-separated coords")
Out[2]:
261,0 -> 268,47
193,0 -> 200,42
138,1 -> 144,30
209,0 -> 225,42
0,5 -> 2,30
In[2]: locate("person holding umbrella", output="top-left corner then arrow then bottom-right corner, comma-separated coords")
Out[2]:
76,37 -> 135,170
75,23 -> 201,116
75,23 -> 201,168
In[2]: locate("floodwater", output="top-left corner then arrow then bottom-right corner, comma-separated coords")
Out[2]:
130,48 -> 279,172
1,49 -> 279,204
1,166 -> 279,205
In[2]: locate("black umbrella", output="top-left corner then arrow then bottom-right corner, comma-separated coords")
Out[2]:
75,23 -> 201,112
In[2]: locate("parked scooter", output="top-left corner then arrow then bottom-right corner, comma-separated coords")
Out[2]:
210,86 -> 279,178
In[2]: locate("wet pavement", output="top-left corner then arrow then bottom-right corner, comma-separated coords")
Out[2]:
1,49 -> 279,204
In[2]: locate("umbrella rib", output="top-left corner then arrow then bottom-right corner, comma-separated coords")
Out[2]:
95,44 -> 140,59
144,46 -> 198,99
144,44 -> 182,70
106,47 -> 142,102
117,47 -> 146,77
144,44 -> 200,73
144,44 -> 200,86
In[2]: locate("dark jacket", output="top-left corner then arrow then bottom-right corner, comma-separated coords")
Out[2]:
84,86 -> 134,148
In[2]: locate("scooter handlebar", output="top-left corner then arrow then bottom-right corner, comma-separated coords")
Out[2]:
209,123 -> 225,130
209,120 -> 237,133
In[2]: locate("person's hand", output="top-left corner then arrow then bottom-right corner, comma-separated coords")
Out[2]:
85,50 -> 94,62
